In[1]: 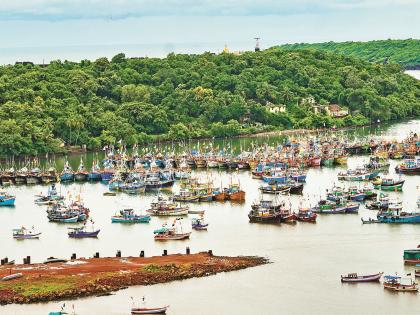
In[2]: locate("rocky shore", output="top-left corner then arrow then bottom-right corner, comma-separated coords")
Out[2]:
0,252 -> 268,305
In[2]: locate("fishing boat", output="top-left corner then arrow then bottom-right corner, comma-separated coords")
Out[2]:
68,225 -> 100,238
0,190 -> 16,206
34,184 -> 64,205
312,199 -> 358,214
340,272 -> 383,283
365,193 -> 390,210
259,183 -> 291,195
212,187 -> 227,201
248,206 -> 282,223
12,227 -> 41,239
224,184 -> 245,201
383,275 -> 418,292
144,171 -> 175,191
404,248 -> 420,265
147,196 -> 189,216
262,170 -> 287,183
297,208 -> 317,222
173,189 -> 200,202
376,208 -> 420,224
288,169 -> 307,182
279,209 -> 298,223
74,159 -> 88,181
395,157 -> 420,174
88,160 -> 102,181
337,167 -> 379,181
111,209 -> 151,223
364,156 -> 390,171
60,161 -> 74,182
191,215 -> 208,230
154,219 -> 191,240
372,177 -> 405,191
41,166 -> 58,184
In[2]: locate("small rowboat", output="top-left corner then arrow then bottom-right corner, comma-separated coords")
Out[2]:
1,273 -> 23,281
341,272 -> 383,283
131,306 -> 169,314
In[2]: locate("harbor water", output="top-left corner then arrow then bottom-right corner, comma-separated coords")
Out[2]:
1,119 -> 420,315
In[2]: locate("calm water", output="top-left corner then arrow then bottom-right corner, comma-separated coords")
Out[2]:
1,119 -> 420,315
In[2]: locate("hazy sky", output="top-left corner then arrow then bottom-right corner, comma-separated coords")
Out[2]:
0,0 -> 418,63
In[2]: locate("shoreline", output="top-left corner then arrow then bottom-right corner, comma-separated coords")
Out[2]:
0,252 -> 268,305
0,119 -> 414,161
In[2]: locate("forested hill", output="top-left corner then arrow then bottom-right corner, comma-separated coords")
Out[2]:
278,39 -> 420,69
0,49 -> 419,156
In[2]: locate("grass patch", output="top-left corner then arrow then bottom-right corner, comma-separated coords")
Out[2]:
10,277 -> 76,297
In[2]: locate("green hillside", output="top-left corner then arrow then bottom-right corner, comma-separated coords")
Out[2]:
279,39 -> 420,69
0,48 -> 419,156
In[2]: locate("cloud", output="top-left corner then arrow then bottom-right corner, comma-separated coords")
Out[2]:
0,0 -> 418,20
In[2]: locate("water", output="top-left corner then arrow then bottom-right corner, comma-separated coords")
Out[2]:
1,119 -> 420,315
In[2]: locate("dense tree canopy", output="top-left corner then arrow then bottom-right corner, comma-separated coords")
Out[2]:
0,48 -> 419,156
279,39 -> 420,69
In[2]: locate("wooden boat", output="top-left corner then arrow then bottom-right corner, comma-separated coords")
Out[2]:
403,249 -> 420,265
68,226 -> 100,238
395,157 -> 420,174
225,184 -> 245,201
373,177 -> 405,191
259,184 -> 291,195
111,209 -> 151,223
376,211 -> 420,224
173,189 -> 200,202
212,189 -> 227,201
88,161 -> 102,181
60,161 -> 74,182
191,216 -> 208,230
13,227 -> 41,239
341,272 -> 383,283
383,275 -> 418,292
248,207 -> 282,223
297,208 -> 317,222
131,306 -> 169,314
338,168 -> 379,181
1,273 -> 23,281
279,209 -> 298,223
0,195 -> 16,206
154,222 -> 191,241
74,159 -> 88,181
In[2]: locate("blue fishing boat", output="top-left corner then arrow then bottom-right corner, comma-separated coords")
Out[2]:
262,170 -> 287,183
88,160 -> 102,181
288,169 -> 307,182
0,190 -> 16,206
60,161 -> 74,182
111,209 -> 151,223
376,211 -> 420,224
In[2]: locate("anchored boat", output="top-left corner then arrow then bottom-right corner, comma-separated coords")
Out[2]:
341,272 -> 383,283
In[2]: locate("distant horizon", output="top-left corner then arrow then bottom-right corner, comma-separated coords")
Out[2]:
2,37 -> 419,65
1,1 -> 419,65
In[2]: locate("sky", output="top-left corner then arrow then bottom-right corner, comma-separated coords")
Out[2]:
0,0 -> 419,64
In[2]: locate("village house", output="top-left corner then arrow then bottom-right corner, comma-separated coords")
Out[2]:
266,102 -> 286,114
